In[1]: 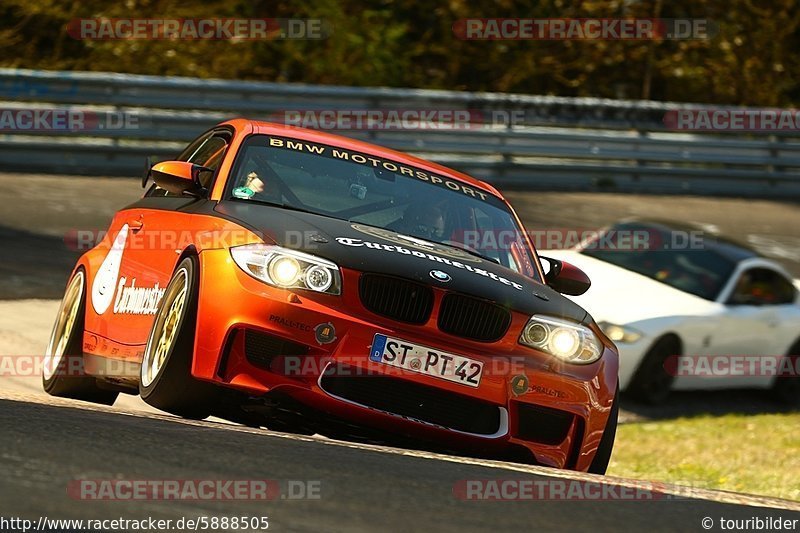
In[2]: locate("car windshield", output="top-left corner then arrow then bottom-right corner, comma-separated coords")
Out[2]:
228,134 -> 537,277
579,223 -> 736,301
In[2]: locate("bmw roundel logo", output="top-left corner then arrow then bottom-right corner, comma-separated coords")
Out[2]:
429,270 -> 451,283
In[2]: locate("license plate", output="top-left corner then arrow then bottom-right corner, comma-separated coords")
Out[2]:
369,334 -> 483,387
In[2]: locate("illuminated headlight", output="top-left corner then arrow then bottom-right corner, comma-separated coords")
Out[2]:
269,256 -> 301,286
519,315 -> 602,364
597,321 -> 642,343
231,244 -> 341,295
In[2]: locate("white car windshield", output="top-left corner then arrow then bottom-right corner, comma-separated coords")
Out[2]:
580,222 -> 737,301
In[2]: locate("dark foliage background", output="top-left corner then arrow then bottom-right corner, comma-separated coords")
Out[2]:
1,0 -> 797,105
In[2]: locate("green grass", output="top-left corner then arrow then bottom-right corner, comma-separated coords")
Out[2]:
608,413 -> 800,501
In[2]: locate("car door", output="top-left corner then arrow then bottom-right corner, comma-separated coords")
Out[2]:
107,129 -> 232,347
711,266 -> 798,387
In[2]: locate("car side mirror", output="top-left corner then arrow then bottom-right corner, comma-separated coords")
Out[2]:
150,161 -> 209,197
540,256 -> 591,296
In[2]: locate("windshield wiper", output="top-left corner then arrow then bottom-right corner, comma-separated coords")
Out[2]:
250,199 -> 328,217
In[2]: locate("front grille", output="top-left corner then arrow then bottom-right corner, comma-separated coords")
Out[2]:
515,403 -> 574,445
320,364 -> 502,435
359,274 -> 434,324
438,293 -> 511,342
245,330 -> 308,370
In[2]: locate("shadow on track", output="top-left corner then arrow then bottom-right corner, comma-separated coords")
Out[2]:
0,225 -> 79,299
619,389 -> 798,423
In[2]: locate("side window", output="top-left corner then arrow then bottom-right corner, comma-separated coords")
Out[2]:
177,132 -> 213,162
728,267 -> 796,306
188,135 -> 227,165
185,134 -> 229,189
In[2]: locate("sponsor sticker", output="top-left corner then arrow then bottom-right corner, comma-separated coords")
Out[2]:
269,314 -> 311,332
336,236 -> 523,290
266,136 -> 497,203
510,374 -> 529,396
314,322 -> 336,344
113,277 -> 165,315
91,224 -> 128,315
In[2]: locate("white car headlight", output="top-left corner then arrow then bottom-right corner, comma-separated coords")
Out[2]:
519,315 -> 603,364
231,244 -> 341,295
597,321 -> 642,343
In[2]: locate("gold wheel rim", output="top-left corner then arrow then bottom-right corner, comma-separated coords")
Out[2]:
44,272 -> 84,381
141,268 -> 188,387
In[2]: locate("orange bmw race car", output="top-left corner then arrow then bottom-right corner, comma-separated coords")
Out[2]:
43,119 -> 619,473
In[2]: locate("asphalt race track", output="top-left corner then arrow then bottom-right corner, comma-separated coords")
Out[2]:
1,390 -> 799,533
2,174 -> 800,531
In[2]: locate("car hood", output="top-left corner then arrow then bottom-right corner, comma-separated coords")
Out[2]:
544,250 -> 718,324
216,201 -> 589,323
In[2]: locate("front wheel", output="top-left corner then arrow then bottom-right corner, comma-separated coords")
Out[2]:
771,341 -> 800,406
587,385 -> 618,475
626,336 -> 678,405
42,269 -> 118,405
139,257 -> 214,418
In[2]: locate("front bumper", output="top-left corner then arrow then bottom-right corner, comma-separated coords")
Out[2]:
193,249 -> 618,471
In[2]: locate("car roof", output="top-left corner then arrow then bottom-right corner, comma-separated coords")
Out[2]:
223,119 -> 504,201
614,218 -> 761,263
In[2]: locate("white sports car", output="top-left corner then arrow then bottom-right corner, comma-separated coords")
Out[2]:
545,220 -> 800,404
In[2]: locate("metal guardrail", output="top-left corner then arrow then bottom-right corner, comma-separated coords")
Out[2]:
0,68 -> 693,129
1,68 -> 799,196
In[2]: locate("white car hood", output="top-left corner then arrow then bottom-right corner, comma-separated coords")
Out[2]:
543,250 -> 718,324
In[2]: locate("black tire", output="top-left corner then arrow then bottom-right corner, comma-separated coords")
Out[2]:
42,269 -> 118,405
588,385 -> 619,475
626,335 -> 679,405
770,341 -> 800,406
139,257 -> 214,418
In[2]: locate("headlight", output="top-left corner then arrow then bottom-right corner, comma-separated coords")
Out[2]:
519,315 -> 602,364
231,244 -> 342,295
597,321 -> 642,343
